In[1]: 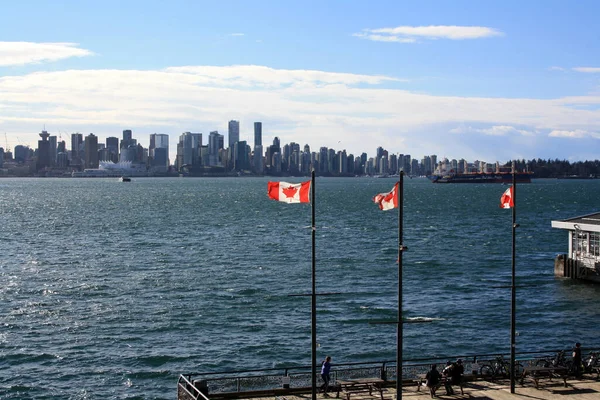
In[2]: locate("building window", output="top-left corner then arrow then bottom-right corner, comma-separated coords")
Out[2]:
590,233 -> 600,257
572,231 -> 588,257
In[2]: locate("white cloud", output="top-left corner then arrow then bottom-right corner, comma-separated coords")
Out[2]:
572,67 -> 600,73
549,129 -> 600,138
548,66 -> 566,71
0,42 -> 93,66
1,64 -> 599,162
351,33 -> 416,43
354,25 -> 503,43
228,33 -> 245,37
165,65 -> 405,86
450,125 -> 535,136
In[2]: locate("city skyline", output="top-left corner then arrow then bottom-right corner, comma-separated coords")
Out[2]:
1,1 -> 600,162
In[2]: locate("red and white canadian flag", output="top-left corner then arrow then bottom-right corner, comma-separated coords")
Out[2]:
373,183 -> 399,211
267,181 -> 311,203
500,186 -> 514,209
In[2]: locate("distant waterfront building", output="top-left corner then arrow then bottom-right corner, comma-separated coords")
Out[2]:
338,150 -> 348,174
71,133 -> 83,166
0,147 -> 4,168
430,155 -> 438,173
84,133 -> 99,169
57,141 -> 66,155
422,155 -> 431,175
149,133 -> 169,167
327,148 -> 335,174
36,130 -> 51,171
228,120 -> 239,149
49,135 -> 57,166
56,152 -> 68,168
254,122 -> 262,147
122,129 -> 132,146
106,137 -> 119,162
253,145 -> 263,174
14,145 -> 29,163
208,131 -> 222,166
233,140 -> 249,171
389,153 -> 397,175
319,147 -> 328,174
272,152 -> 282,173
411,159 -> 419,175
379,155 -> 388,175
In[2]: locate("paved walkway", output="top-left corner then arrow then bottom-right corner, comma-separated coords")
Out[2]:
245,378 -> 600,400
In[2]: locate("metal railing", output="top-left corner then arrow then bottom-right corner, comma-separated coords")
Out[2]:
178,347 -> 600,399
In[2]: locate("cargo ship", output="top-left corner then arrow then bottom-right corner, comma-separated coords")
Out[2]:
428,171 -> 533,183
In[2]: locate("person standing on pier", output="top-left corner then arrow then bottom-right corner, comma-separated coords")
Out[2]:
442,361 -> 454,395
425,364 -> 441,398
320,356 -> 332,396
451,359 -> 465,395
573,342 -> 582,377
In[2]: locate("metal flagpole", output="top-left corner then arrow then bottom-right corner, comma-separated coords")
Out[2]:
311,169 -> 317,400
397,172 -> 404,400
510,162 -> 517,393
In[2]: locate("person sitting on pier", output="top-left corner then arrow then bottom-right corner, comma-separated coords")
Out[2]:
320,356 -> 332,396
425,364 -> 442,398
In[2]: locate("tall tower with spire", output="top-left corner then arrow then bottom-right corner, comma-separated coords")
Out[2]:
36,130 -> 51,171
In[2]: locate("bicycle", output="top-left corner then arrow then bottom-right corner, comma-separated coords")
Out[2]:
535,350 -> 573,371
583,351 -> 599,374
479,355 -> 524,378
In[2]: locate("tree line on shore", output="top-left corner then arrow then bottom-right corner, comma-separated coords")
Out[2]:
521,159 -> 600,178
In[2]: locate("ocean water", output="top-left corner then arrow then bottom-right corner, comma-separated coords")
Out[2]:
1,177 -> 600,399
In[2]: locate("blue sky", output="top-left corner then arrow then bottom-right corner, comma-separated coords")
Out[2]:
1,0 -> 599,162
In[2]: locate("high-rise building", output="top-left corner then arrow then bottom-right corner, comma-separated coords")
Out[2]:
177,132 -> 201,169
106,137 -> 119,162
84,133 -> 99,169
254,122 -> 262,146
253,145 -> 264,174
36,130 -> 51,171
0,147 -> 4,168
49,135 -> 57,166
71,133 -> 83,166
121,129 -> 133,154
233,140 -> 249,171
228,120 -> 239,149
208,131 -> 222,166
430,155 -> 438,174
149,133 -> 169,167
319,147 -> 328,174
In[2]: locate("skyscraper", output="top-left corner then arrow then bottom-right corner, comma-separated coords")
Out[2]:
121,129 -> 133,153
228,120 -> 239,149
84,133 -> 99,169
36,130 -> 51,171
254,122 -> 262,146
49,135 -> 57,166
208,131 -> 222,166
71,133 -> 83,166
106,137 -> 119,162
149,133 -> 169,167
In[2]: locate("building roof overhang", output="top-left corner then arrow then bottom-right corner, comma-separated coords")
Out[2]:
551,212 -> 600,233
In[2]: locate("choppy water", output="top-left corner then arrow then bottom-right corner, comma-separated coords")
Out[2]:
1,177 -> 600,399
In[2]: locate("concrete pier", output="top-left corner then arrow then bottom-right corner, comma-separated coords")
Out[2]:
239,378 -> 600,400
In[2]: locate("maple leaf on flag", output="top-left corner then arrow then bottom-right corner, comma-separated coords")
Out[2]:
282,186 -> 299,199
